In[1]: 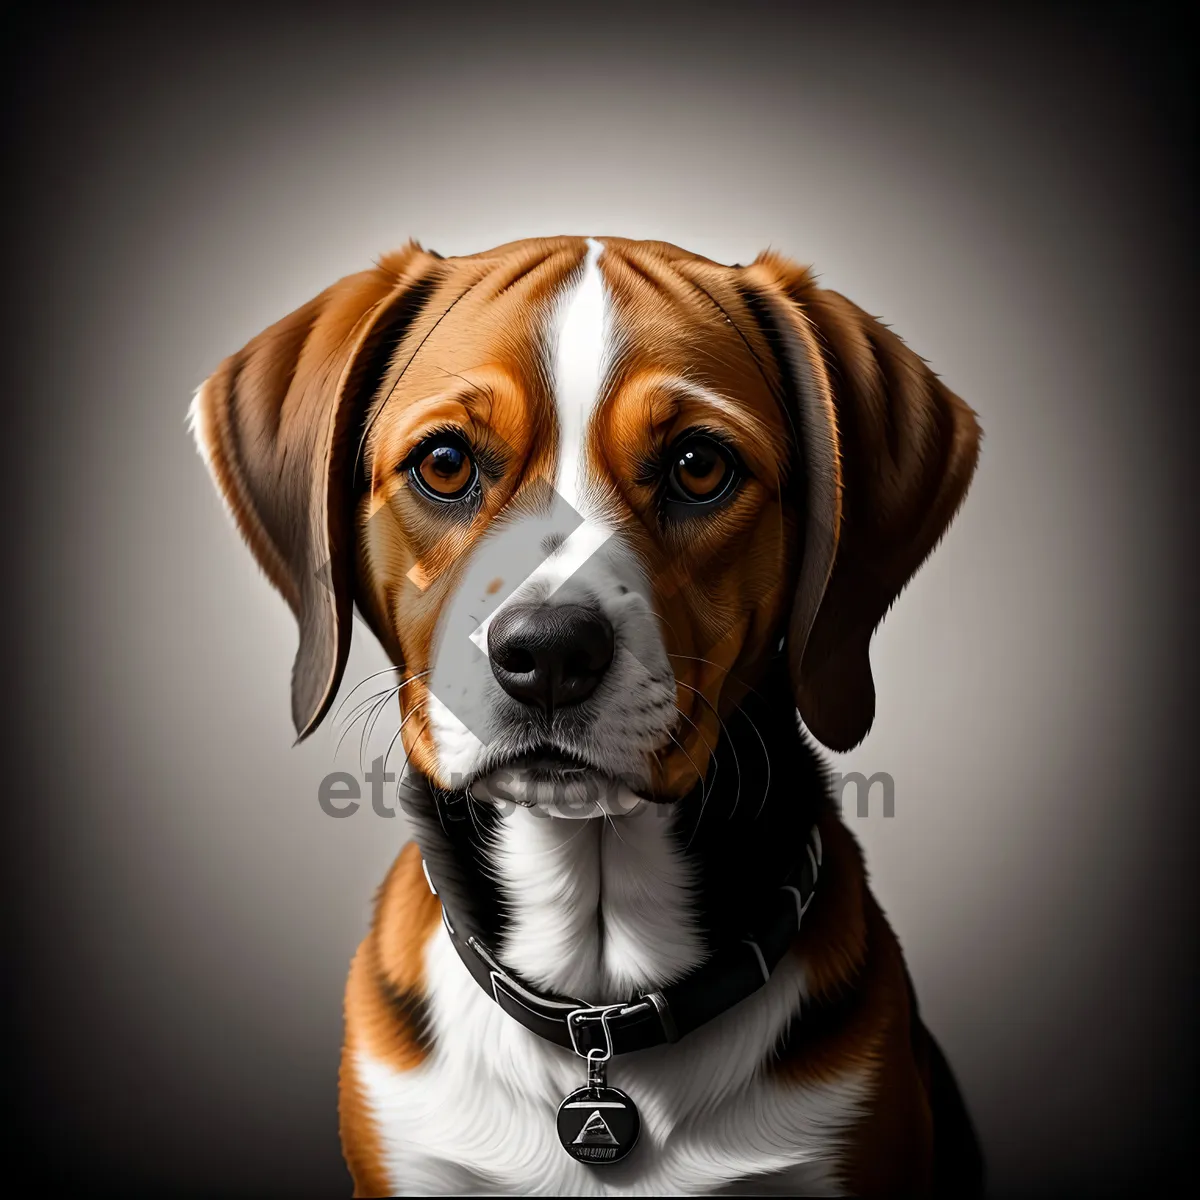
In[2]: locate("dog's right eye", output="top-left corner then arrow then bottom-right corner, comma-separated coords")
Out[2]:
407,435 -> 479,503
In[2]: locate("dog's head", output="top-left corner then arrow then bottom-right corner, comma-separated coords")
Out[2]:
191,236 -> 979,810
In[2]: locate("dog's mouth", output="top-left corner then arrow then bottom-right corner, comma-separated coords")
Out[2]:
469,743 -> 648,819
501,744 -> 597,782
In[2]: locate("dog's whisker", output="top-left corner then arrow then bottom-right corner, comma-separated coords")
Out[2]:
380,715 -> 405,781
464,788 -> 488,840
335,685 -> 398,733
361,684 -> 406,776
332,667 -> 398,722
675,679 -> 744,827
396,713 -> 431,795
666,729 -> 714,850
673,704 -> 720,810
333,667 -> 430,725
358,696 -> 388,777
746,712 -> 774,822
598,801 -> 629,849
382,703 -> 424,780
667,652 -> 770,706
334,687 -> 400,761
337,675 -> 420,776
432,784 -> 451,837
671,678 -> 769,821
353,686 -> 405,775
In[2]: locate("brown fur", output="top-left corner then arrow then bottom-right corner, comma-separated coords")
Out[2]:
339,843 -> 442,1195
768,816 -> 937,1194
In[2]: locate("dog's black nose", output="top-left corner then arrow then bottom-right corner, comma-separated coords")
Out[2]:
488,603 -> 615,716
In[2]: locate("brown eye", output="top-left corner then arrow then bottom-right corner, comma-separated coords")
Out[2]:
666,434 -> 738,505
410,437 -> 478,502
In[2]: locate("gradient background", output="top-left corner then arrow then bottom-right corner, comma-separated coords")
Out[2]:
3,2 -> 1195,1195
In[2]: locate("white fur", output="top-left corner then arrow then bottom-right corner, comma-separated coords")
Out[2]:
490,802 -> 706,1001
552,235 -> 611,511
188,382 -> 235,525
186,386 -> 210,468
189,380 -> 253,545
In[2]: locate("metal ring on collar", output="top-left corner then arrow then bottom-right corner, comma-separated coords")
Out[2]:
567,1003 -> 624,1061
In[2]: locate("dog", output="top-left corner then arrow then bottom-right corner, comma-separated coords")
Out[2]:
191,235 -> 984,1196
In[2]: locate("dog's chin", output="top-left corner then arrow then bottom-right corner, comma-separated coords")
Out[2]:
468,748 -> 650,820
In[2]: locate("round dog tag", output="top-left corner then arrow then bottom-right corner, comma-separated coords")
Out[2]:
556,1085 -> 640,1164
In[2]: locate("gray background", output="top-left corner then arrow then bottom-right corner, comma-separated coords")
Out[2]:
4,3 -> 1195,1195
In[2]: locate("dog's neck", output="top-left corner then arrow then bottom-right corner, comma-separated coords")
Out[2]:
403,655 -> 830,1004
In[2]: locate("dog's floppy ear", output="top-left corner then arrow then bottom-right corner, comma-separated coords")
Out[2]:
189,241 -> 442,741
742,253 -> 982,752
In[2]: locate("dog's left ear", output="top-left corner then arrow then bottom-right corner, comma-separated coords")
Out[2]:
190,242 -> 442,741
741,253 -> 982,752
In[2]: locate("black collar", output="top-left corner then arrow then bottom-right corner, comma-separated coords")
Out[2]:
418,823 -> 822,1060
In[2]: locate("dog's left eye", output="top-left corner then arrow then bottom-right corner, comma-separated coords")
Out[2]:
665,433 -> 741,508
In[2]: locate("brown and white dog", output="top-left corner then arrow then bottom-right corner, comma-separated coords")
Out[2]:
191,236 -> 983,1196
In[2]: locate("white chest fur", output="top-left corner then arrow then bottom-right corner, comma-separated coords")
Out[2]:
490,805 -> 706,1001
354,812 -> 873,1195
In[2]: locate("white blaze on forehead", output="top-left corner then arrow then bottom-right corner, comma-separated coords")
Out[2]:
465,238 -> 618,656
551,236 -> 611,510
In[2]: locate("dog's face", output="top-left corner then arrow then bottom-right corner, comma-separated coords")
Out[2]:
353,237 -> 826,808
191,236 -> 979,810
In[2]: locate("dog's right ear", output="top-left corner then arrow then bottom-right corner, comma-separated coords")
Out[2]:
741,252 -> 982,753
189,242 -> 443,742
